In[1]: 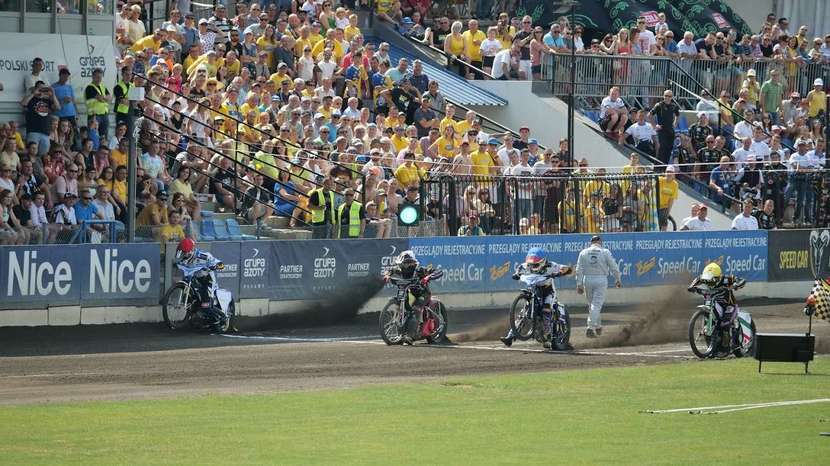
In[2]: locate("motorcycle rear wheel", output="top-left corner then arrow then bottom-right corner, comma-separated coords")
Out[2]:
509,295 -> 535,341
162,283 -> 193,330
379,300 -> 405,345
425,301 -> 448,344
688,309 -> 716,358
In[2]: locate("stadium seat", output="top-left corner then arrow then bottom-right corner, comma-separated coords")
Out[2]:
677,116 -> 689,133
225,218 -> 256,241
199,219 -> 217,241
211,219 -> 231,241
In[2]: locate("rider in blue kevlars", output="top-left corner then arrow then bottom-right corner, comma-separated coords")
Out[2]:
501,247 -> 572,349
175,238 -> 228,330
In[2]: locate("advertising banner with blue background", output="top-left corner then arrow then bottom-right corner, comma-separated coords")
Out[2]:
0,243 -> 161,309
411,231 -> 768,293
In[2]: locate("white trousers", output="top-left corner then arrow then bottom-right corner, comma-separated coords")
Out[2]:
583,276 -> 608,329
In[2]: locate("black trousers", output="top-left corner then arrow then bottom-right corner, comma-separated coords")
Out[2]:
657,130 -> 675,165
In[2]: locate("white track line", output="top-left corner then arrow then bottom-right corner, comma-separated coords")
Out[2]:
221,334 -> 379,343
644,398 -> 830,414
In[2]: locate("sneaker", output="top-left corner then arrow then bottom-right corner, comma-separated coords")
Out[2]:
500,336 -> 513,347
595,328 -> 602,337
560,343 -> 574,351
586,328 -> 597,339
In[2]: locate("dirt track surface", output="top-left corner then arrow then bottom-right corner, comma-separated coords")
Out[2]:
0,301 -> 824,405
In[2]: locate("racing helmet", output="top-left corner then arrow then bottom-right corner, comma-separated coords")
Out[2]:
525,247 -> 546,273
700,262 -> 722,286
395,250 -> 419,276
176,238 -> 196,262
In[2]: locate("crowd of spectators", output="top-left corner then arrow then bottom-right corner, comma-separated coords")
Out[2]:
4,3 -> 829,245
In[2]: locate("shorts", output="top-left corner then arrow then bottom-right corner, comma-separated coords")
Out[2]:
482,56 -> 495,68
519,60 -> 532,80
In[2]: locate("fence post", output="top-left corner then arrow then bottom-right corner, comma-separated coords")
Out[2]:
511,177 -> 519,235
572,174 -> 581,233
447,176 -> 457,236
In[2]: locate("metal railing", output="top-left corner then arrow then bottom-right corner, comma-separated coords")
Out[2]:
420,173 -> 662,236
543,54 -> 830,110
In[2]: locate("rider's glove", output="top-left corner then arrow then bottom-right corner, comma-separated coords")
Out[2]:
420,277 -> 430,287
687,286 -> 697,293
511,273 -> 520,280
804,305 -> 815,317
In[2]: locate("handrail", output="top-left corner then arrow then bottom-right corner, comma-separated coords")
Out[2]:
73,220 -> 119,244
666,63 -> 798,155
141,90 -> 355,197
401,33 -> 497,80
140,113 -> 315,227
137,74 -> 366,186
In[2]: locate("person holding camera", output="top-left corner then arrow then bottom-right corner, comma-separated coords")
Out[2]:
21,81 -> 60,157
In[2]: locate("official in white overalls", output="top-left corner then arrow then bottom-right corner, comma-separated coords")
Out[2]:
575,235 -> 622,338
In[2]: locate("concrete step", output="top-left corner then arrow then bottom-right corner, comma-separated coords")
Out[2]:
265,228 -> 311,240
201,201 -> 216,212
239,224 -> 262,237
211,212 -> 237,222
264,216 -> 291,228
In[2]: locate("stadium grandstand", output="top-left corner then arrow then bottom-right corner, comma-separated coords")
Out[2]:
0,0 -> 827,246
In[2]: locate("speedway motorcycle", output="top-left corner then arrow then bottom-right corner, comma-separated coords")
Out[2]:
509,268 -> 572,350
687,286 -> 755,359
379,269 -> 447,345
161,261 -> 235,333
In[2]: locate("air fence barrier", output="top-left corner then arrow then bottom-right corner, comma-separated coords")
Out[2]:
4,229 -> 828,322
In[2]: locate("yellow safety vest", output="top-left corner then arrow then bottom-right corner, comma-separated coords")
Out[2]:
337,201 -> 362,238
86,83 -> 109,115
309,188 -> 335,224
115,80 -> 132,114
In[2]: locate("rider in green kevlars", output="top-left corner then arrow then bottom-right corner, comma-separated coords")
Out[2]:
687,262 -> 746,349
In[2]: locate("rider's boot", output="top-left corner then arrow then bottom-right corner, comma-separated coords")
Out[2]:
595,327 -> 602,337
500,328 -> 515,347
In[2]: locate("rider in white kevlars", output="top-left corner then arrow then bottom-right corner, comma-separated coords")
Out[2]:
501,247 -> 572,348
175,238 -> 226,328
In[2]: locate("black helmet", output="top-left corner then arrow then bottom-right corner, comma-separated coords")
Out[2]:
395,250 -> 419,276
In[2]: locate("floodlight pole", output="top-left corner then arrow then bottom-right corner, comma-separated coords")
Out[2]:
569,3 -> 577,165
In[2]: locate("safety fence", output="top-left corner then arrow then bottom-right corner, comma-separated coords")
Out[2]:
421,173 -> 661,236
1,228 -> 827,310
542,54 -> 830,109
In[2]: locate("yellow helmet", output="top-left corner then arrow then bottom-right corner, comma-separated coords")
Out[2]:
700,263 -> 722,284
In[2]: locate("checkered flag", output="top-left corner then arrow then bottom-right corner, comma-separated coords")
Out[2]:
809,280 -> 830,323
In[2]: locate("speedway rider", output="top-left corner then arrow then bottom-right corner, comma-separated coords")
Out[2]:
384,250 -> 443,339
175,238 -> 228,330
687,263 -> 746,349
501,247 -> 572,349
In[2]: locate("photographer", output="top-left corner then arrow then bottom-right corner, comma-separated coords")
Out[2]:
20,81 -> 60,157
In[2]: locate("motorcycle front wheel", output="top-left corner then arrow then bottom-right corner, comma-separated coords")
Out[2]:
551,311 -> 572,351
426,301 -> 448,344
162,282 -> 194,330
688,309 -> 716,358
379,300 -> 405,345
733,320 -> 756,358
509,295 -> 535,341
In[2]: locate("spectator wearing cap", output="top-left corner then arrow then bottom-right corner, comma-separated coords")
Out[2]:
680,204 -> 712,231
760,69 -> 784,125
741,69 -> 761,107
806,78 -> 826,120
52,68 -> 78,125
50,192 -> 78,242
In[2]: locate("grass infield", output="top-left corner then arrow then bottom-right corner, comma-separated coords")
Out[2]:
2,357 -> 828,465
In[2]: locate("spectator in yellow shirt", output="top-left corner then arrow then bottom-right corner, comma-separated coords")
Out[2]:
130,29 -> 165,53
344,14 -> 361,42
471,138 -> 500,176
658,166 -> 679,231
462,20 -> 487,75
806,78 -> 827,118
390,126 -> 410,153
394,152 -> 422,188
158,210 -> 186,243
439,103 -> 457,133
430,125 -> 459,159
